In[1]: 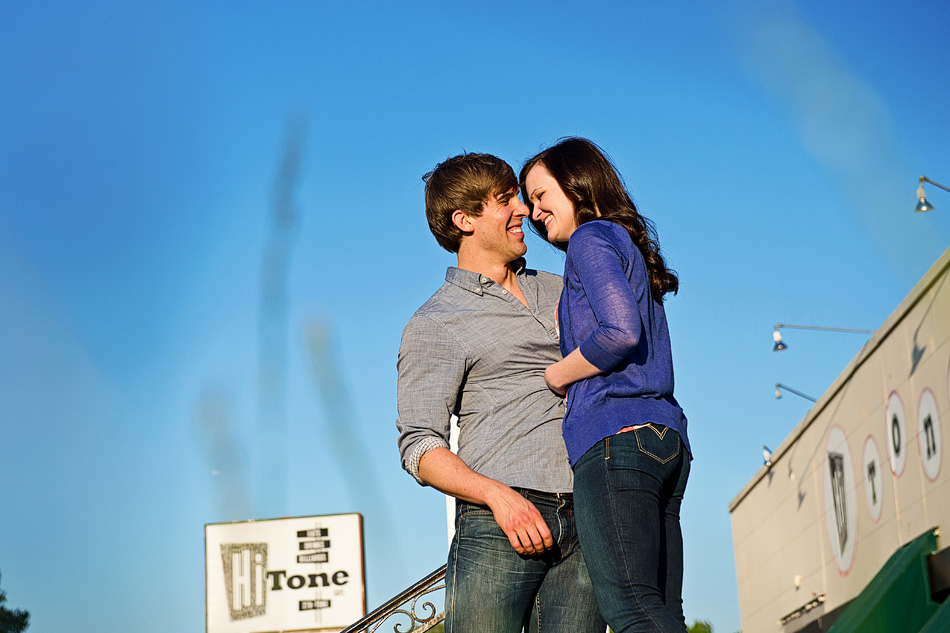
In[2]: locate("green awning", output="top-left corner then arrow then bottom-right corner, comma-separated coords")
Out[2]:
827,528 -> 941,633
918,596 -> 950,633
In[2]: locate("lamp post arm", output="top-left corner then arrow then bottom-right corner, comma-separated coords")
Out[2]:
776,382 -> 817,403
774,323 -> 874,335
921,176 -> 950,194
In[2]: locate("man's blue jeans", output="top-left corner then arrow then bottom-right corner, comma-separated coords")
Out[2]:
574,425 -> 691,633
445,488 -> 604,633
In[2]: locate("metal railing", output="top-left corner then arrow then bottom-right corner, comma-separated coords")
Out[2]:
340,565 -> 447,633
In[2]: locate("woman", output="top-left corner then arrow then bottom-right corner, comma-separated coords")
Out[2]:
520,138 -> 692,633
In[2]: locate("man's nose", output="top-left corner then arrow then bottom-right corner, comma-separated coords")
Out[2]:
513,198 -> 529,217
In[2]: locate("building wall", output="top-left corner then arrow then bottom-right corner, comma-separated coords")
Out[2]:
729,247 -> 950,633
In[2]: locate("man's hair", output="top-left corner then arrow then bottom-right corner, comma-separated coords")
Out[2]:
423,153 -> 518,253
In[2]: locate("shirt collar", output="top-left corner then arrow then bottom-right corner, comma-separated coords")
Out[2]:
445,258 -> 527,295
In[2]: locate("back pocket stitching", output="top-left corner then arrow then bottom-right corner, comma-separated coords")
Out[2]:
634,427 -> 679,464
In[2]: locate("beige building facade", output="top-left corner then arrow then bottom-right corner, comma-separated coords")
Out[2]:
729,247 -> 950,632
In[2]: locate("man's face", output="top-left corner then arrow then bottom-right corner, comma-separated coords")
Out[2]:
465,188 -> 529,264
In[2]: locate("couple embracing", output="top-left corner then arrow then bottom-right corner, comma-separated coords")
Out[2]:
396,138 -> 693,633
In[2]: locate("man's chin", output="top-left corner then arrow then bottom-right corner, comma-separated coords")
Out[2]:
507,247 -> 528,265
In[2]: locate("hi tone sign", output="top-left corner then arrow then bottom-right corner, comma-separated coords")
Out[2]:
206,513 -> 365,633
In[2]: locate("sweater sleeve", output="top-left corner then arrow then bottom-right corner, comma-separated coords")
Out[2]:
569,222 -> 644,372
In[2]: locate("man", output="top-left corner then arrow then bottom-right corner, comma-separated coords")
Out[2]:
396,153 -> 603,633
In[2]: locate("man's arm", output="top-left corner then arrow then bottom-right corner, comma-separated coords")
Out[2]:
418,447 -> 553,556
396,314 -> 553,555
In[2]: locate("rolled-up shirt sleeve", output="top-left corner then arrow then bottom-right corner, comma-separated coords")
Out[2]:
395,314 -> 468,485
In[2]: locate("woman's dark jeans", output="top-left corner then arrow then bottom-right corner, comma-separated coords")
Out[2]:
574,424 -> 691,633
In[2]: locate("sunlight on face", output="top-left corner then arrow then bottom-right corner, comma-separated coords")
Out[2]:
525,164 -> 578,243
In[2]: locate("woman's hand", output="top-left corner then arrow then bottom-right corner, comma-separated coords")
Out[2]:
545,349 -> 602,396
544,365 -> 568,396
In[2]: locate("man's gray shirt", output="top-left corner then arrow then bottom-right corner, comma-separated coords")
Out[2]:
396,263 -> 574,493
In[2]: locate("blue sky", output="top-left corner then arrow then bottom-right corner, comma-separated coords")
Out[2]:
1,1 -> 949,632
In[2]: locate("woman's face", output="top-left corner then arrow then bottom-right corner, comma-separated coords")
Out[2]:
525,163 -> 578,243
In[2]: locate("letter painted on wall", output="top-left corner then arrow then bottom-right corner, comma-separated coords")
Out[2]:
917,388 -> 943,481
885,391 -> 907,476
824,426 -> 857,574
862,436 -> 883,522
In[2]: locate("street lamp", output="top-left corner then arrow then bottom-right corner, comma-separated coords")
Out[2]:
775,382 -> 817,403
772,323 -> 874,352
916,176 -> 950,213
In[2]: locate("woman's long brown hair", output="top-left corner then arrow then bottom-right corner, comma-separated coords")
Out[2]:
520,137 -> 678,301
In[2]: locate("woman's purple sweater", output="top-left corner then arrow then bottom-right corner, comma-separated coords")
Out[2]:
559,220 -> 691,467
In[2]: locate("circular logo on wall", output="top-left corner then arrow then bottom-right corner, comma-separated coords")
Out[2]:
862,436 -> 883,522
824,426 -> 857,574
885,391 -> 907,476
917,388 -> 942,482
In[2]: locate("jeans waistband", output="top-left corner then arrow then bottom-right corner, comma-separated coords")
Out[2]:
512,487 -> 573,502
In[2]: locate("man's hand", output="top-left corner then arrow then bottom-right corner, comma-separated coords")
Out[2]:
418,447 -> 554,555
484,484 -> 554,556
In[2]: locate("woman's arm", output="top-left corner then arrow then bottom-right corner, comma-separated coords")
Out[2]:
550,222 -> 645,392
544,347 -> 601,395
573,223 -> 644,367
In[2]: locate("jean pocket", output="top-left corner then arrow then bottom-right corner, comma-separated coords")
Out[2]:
633,424 -> 680,464
457,501 -> 493,520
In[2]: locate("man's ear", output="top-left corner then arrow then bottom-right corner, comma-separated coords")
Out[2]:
451,209 -> 475,234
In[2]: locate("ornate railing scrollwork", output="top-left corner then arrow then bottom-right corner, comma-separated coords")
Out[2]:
340,565 -> 446,633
